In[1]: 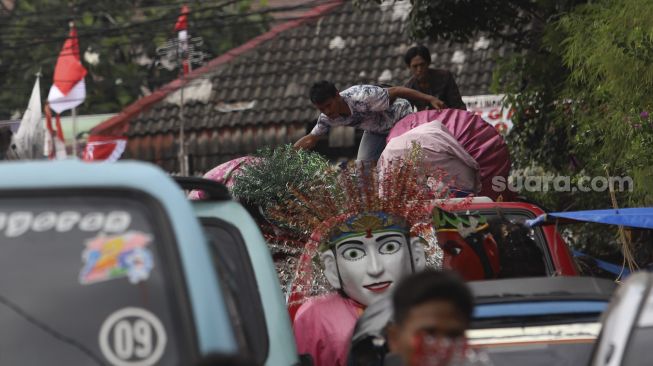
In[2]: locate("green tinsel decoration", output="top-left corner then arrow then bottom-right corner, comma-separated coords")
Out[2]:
231,144 -> 336,209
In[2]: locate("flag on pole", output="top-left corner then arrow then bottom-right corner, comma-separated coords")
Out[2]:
175,5 -> 190,75
44,102 -> 67,159
82,135 -> 127,163
48,22 -> 87,114
174,4 -> 189,32
11,76 -> 45,159
47,22 -> 87,159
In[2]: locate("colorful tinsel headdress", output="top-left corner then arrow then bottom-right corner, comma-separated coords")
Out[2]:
324,211 -> 408,252
268,153 -> 437,249
267,145 -> 473,306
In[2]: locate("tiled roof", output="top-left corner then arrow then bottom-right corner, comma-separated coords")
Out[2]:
93,0 -> 510,174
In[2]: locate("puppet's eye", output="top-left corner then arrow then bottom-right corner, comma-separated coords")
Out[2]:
341,247 -> 366,261
379,240 -> 402,255
442,241 -> 463,256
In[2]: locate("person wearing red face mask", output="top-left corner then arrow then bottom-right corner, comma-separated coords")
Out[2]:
386,270 -> 492,366
346,208 -> 500,366
431,207 -> 500,281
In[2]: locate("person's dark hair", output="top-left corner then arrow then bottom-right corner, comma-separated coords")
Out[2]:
404,45 -> 431,66
309,80 -> 338,104
392,270 -> 473,325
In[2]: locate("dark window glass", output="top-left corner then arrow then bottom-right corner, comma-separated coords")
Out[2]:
0,194 -> 189,366
622,326 -> 653,366
481,342 -> 594,366
457,210 -> 550,277
201,217 -> 269,365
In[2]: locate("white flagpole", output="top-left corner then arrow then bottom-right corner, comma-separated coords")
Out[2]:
34,69 -> 43,159
72,107 -> 78,157
68,20 -> 78,158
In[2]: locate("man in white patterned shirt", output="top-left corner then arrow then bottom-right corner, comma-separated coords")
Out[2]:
294,81 -> 445,161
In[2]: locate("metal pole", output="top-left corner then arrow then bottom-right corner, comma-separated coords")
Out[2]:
180,46 -> 190,175
72,107 -> 78,158
178,75 -> 188,175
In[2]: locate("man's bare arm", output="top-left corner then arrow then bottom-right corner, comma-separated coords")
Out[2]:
387,86 -> 445,110
294,134 -> 321,150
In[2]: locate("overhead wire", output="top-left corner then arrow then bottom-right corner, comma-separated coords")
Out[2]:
0,0 -> 341,63
0,0 -> 242,22
0,8 -> 323,76
0,2 -> 238,31
0,0 -> 245,45
0,1 -> 336,75
0,0 -> 353,115
0,0 -> 334,35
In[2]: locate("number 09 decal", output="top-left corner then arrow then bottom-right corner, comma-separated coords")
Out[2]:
99,307 -> 167,366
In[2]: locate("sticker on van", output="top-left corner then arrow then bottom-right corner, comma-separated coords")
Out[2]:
99,307 -> 167,366
80,231 -> 154,285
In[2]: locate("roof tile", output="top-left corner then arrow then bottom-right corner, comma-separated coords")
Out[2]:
119,1 -> 510,171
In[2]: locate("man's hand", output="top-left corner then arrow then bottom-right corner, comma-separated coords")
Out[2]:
294,134 -> 320,150
429,96 -> 446,110
388,86 -> 447,110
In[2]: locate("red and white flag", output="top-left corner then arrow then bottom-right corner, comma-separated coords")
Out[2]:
47,23 -> 87,114
82,135 -> 127,163
175,5 -> 190,75
175,4 -> 189,32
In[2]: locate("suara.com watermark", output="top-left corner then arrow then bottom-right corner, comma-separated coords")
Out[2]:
492,175 -> 634,193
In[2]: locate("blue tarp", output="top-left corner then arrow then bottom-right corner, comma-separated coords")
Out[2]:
572,250 -> 631,277
526,208 -> 653,230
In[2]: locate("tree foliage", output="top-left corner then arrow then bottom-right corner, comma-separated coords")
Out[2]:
358,0 -> 653,266
507,0 -> 653,268
357,0 -> 585,48
555,0 -> 653,207
362,0 -> 653,210
0,0 -> 271,119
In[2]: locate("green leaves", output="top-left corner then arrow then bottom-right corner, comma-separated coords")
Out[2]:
81,11 -> 94,27
356,0 -> 653,266
231,145 -> 336,208
485,0 -> 653,212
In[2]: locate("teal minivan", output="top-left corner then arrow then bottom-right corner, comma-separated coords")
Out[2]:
177,177 -> 304,366
0,160 -> 244,365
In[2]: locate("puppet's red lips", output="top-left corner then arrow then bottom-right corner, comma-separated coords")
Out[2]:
364,281 -> 392,293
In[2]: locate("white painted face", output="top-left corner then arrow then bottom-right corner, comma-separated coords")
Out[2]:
321,230 -> 426,306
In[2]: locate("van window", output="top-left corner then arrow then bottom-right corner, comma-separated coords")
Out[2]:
200,217 -> 269,365
0,193 -> 190,365
458,209 -> 549,277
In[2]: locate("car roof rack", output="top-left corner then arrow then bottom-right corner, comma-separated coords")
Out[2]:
431,196 -> 494,204
174,176 -> 231,201
468,276 -> 617,303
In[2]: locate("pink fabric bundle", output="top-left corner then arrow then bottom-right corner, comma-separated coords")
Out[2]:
188,156 -> 259,199
387,109 -> 512,200
380,121 -> 482,194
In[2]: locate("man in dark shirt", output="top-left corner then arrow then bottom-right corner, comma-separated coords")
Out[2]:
403,45 -> 467,111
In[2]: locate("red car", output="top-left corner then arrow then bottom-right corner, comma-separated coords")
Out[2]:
445,198 -> 579,277
288,198 -> 579,321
